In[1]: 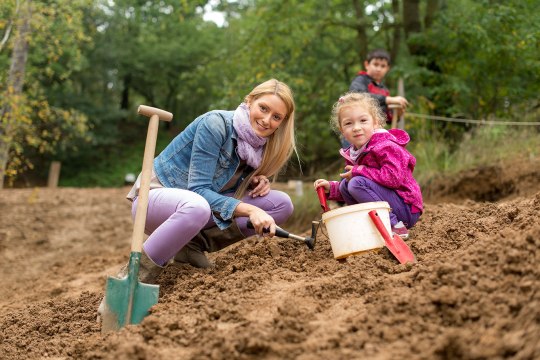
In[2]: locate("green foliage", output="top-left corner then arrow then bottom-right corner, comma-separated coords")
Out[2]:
409,0 -> 540,119
59,130 -> 174,187
210,0 -> 398,170
2,0 -> 539,187
1,0 -> 93,185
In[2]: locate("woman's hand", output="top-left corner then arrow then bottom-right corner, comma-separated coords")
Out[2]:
247,207 -> 276,237
248,175 -> 271,198
339,165 -> 353,181
313,179 -> 330,192
234,202 -> 276,237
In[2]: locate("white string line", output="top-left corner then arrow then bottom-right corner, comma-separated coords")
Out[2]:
406,112 -> 540,126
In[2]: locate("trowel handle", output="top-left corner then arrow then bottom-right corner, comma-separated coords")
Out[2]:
316,186 -> 330,212
246,220 -> 289,238
368,210 -> 392,245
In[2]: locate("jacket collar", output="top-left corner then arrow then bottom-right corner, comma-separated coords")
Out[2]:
339,128 -> 410,163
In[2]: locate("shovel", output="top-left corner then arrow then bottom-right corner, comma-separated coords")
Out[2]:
101,105 -> 173,333
368,210 -> 416,264
246,220 -> 316,250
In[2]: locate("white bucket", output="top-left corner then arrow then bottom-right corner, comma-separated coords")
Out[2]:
322,201 -> 391,259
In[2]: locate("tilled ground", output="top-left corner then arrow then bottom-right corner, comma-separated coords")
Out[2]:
1,157 -> 539,359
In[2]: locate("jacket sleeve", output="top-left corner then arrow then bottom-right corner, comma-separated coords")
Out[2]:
357,144 -> 410,189
349,75 -> 387,107
328,180 -> 345,202
187,114 -> 241,226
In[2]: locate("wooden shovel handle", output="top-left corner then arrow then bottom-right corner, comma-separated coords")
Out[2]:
131,106 -> 173,253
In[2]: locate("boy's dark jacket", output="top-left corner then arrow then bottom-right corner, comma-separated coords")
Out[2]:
349,71 -> 393,123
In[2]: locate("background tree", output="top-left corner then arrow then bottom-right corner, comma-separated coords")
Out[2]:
0,0 -> 31,189
1,0 -> 538,187
0,0 -> 90,187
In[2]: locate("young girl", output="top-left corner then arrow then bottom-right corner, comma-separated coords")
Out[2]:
313,92 -> 423,239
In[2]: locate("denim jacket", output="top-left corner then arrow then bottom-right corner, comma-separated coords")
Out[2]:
154,110 -> 250,229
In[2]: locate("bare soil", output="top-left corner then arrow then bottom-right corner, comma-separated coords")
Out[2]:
1,157 -> 539,360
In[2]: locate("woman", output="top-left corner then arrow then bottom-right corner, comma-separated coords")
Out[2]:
125,79 -> 296,278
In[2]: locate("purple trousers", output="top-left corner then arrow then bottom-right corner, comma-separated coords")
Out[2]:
339,176 -> 420,228
132,188 -> 293,266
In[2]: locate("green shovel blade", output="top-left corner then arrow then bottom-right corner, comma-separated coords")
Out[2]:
101,252 -> 159,333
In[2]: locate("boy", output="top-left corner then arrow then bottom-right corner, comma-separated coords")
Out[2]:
349,49 -> 408,125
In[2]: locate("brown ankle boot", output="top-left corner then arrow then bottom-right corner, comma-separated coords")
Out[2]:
174,222 -> 245,268
173,233 -> 214,268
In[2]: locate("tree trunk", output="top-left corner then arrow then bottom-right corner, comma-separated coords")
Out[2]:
403,0 -> 422,55
403,0 -> 421,36
0,0 -> 31,189
425,0 -> 439,29
390,0 -> 402,64
403,0 -> 439,58
351,0 -> 368,63
120,73 -> 131,111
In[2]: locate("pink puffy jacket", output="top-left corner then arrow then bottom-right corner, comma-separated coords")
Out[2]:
328,129 -> 423,213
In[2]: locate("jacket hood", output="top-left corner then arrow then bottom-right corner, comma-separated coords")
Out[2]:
339,128 -> 410,163
375,128 -> 410,147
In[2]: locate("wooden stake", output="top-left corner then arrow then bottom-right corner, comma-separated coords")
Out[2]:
47,161 -> 61,188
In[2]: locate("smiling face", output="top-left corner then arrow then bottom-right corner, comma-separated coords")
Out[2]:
248,94 -> 288,138
339,104 -> 380,149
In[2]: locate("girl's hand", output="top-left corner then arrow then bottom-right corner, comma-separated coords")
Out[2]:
249,175 -> 271,198
340,165 -> 353,181
313,179 -> 330,192
248,207 -> 276,237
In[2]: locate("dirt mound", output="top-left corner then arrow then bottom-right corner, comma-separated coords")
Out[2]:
1,160 -> 539,359
423,156 -> 540,203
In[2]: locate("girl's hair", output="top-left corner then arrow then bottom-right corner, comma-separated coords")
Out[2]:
235,79 -> 297,197
330,92 -> 386,134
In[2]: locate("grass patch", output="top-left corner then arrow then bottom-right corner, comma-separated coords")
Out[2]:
411,125 -> 539,186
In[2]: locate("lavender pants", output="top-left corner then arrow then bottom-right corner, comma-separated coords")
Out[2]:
339,176 -> 420,228
132,188 -> 294,266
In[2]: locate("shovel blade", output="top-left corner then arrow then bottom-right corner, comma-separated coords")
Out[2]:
386,233 -> 416,264
368,210 -> 416,264
101,253 -> 159,333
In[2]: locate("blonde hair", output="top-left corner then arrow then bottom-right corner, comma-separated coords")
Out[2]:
330,92 -> 386,134
235,79 -> 297,197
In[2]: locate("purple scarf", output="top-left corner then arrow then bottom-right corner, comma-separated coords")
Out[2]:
233,103 -> 267,169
